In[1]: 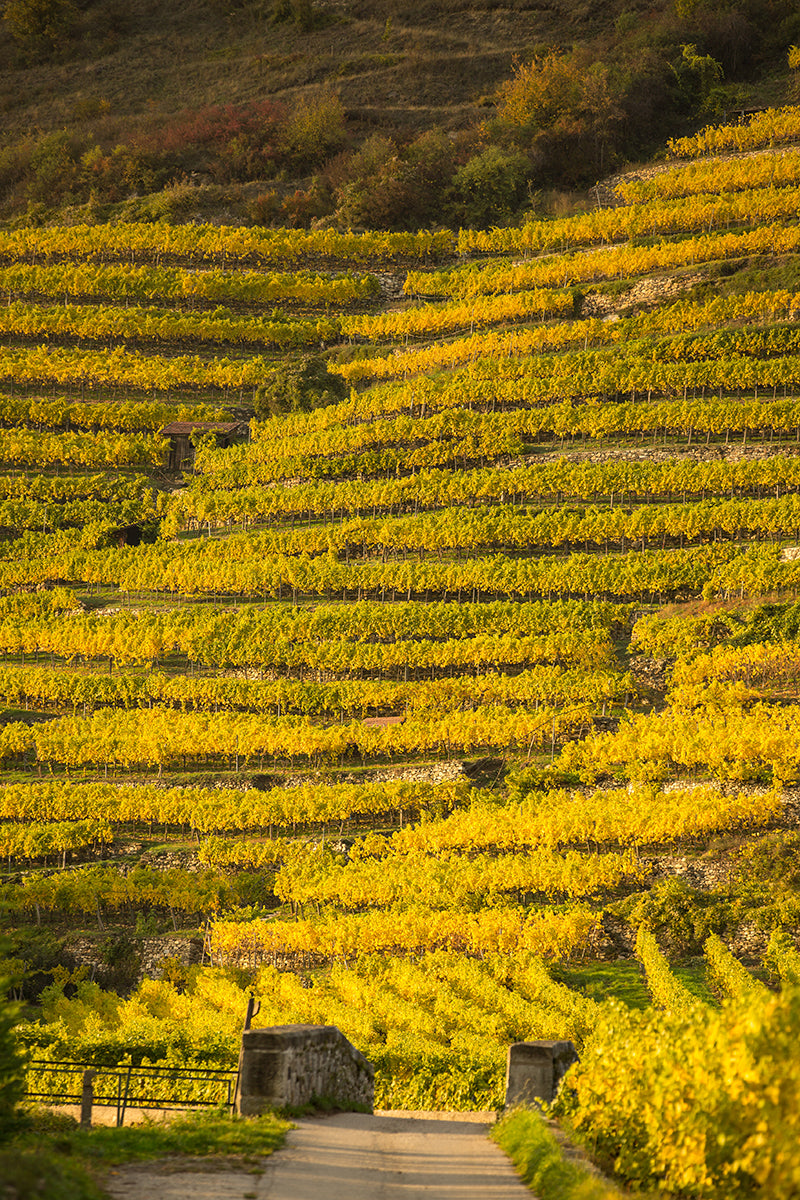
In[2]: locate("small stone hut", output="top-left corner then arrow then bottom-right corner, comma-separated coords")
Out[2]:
161,420 -> 245,472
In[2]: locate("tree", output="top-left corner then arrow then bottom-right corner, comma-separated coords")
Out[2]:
675,42 -> 725,110
451,146 -> 532,228
2,0 -> 75,56
254,355 -> 347,420
333,129 -> 456,231
487,51 -> 626,185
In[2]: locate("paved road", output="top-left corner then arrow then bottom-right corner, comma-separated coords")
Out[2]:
259,1112 -> 530,1199
105,1111 -> 532,1200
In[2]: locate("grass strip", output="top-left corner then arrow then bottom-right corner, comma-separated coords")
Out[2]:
0,1147 -> 105,1199
2,1108 -> 291,1197
492,1108 -> 623,1200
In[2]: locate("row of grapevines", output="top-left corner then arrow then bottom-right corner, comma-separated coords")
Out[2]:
670,642 -> 800,697
408,221 -> 800,298
766,929 -> 800,985
631,609 -> 753,659
208,904 -> 601,965
566,699 -> 800,786
705,932 -> 769,1000
0,702 -> 592,769
0,344 -> 269,393
0,777 -> 466,832
274,844 -> 645,908
0,662 -> 626,715
456,179 -> 800,257
635,926 -> 697,1012
0,261 -> 379,306
0,492 -> 160,534
0,864 -> 235,921
615,148 -> 800,204
0,427 -> 166,468
0,472 -> 156,502
392,784 -> 781,854
649,322 -> 800,363
341,288 -> 572,341
0,301 -> 340,349
667,105 -> 800,158
0,818 -> 111,863
165,494 -> 800,560
0,589 -> 80,618
0,539 -> 754,601
169,450 -> 800,534
0,222 -> 453,265
0,394 -> 228,431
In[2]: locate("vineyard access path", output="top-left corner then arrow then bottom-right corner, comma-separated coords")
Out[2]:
105,1111 -> 534,1200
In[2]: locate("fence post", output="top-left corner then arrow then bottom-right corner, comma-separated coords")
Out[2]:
117,1065 -> 133,1128
80,1069 -> 95,1128
233,997 -> 261,1110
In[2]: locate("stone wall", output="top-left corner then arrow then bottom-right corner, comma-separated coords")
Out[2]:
63,933 -> 203,987
237,1024 -> 374,1114
579,272 -> 706,318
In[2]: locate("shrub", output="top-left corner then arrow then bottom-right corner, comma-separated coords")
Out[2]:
25,132 -> 79,205
281,91 -> 346,174
333,129 -> 455,231
451,146 -> 532,228
254,355 -> 347,420
614,877 -> 732,955
3,0 -> 76,56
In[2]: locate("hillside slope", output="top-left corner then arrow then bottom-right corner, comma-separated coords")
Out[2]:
4,104 -> 800,1196
1,0 -> 797,227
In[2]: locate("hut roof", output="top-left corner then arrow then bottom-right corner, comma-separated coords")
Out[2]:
160,421 -> 244,436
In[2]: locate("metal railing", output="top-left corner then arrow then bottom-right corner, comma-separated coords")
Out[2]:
26,1060 -> 239,1127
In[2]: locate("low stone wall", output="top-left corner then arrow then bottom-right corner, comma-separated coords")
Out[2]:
237,1024 -> 374,1114
64,933 -> 203,986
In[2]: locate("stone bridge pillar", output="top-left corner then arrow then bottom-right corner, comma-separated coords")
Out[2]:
237,1024 -> 374,1114
504,1040 -> 579,1107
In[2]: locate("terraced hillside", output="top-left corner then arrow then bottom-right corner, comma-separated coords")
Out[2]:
6,105 -> 800,1197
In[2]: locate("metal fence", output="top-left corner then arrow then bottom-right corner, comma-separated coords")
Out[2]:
26,1060 -> 239,1127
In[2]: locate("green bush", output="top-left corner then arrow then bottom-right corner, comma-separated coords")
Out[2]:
613,877 -> 732,955
254,355 -> 347,420
2,0 -> 76,56
333,129 -> 455,231
451,146 -> 532,228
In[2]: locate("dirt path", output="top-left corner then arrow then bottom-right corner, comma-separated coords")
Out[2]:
105,1111 -> 532,1200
